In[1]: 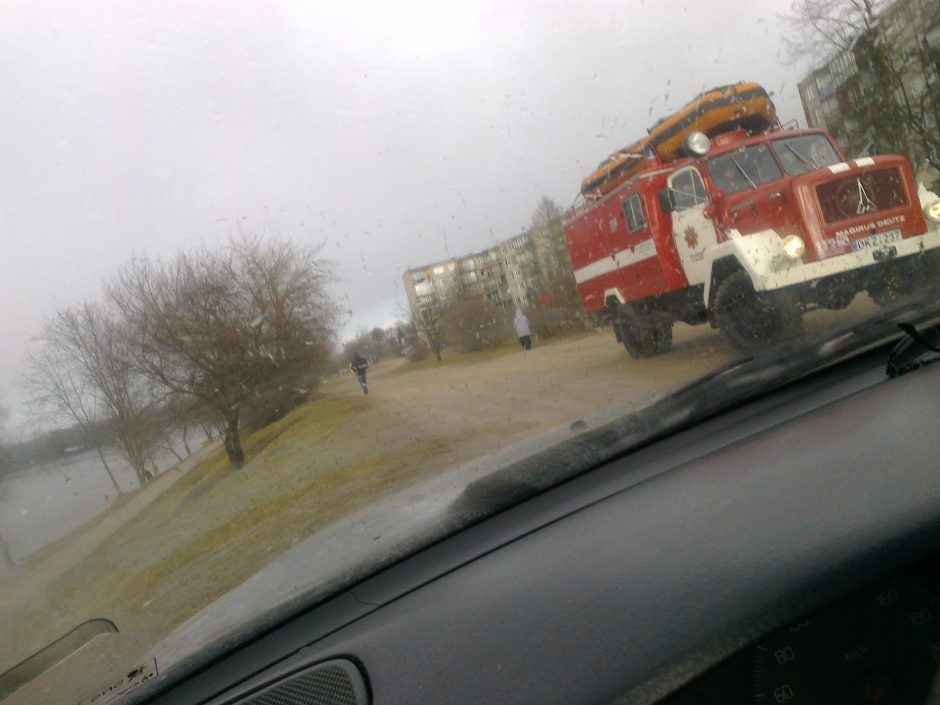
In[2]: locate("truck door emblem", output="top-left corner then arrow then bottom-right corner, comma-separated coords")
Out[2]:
684,226 -> 699,248
856,179 -> 877,214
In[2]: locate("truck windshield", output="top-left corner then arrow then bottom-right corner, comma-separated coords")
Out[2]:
771,134 -> 841,175
705,144 -> 783,194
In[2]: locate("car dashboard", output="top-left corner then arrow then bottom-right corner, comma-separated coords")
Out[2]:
662,557 -> 940,704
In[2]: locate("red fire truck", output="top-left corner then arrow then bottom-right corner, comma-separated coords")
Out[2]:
565,119 -> 940,356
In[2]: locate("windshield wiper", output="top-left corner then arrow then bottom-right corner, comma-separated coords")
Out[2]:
731,156 -> 757,189
783,143 -> 816,171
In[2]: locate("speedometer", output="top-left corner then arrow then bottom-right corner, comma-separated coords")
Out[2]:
753,577 -> 940,704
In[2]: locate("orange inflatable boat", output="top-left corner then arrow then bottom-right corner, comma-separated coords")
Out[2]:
581,82 -> 776,200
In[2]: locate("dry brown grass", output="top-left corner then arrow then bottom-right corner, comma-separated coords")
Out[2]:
0,394 -> 470,671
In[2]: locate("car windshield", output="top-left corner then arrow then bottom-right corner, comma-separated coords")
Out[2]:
772,133 -> 842,174
1,2 -> 939,704
705,143 -> 784,193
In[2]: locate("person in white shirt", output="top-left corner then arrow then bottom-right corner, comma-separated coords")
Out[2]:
513,308 -> 532,351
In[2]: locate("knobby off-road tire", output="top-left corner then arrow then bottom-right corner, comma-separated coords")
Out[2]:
713,271 -> 801,353
651,314 -> 673,354
612,305 -> 673,359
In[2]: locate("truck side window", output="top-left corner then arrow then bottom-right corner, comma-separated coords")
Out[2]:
623,193 -> 647,232
670,170 -> 707,210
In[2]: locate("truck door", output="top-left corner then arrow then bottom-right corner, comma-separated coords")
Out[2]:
666,167 -> 718,286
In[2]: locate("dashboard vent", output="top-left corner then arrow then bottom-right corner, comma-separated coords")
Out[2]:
234,660 -> 368,705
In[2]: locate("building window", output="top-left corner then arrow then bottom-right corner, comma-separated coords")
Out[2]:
623,193 -> 647,233
433,265 -> 445,275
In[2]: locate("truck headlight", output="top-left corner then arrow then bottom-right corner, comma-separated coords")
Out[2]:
684,131 -> 711,157
782,235 -> 805,259
925,200 -> 940,223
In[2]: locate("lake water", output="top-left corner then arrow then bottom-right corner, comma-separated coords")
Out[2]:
0,437 -> 194,580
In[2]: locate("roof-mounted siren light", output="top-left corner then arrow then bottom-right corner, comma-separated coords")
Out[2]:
684,131 -> 711,158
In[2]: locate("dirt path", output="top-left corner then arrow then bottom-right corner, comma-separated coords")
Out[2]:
329,323 -> 736,448
332,296 -> 875,444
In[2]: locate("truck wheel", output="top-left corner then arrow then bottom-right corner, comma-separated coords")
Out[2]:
613,306 -> 663,359
713,271 -> 800,353
652,315 -> 673,354
614,306 -> 656,360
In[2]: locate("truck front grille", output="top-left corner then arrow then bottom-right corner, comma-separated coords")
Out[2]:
816,167 -> 907,224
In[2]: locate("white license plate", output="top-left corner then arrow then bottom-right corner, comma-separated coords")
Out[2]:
851,229 -> 902,252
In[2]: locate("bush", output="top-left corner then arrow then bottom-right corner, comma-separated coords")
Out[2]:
441,298 -> 513,353
241,370 -> 322,431
529,306 -> 586,340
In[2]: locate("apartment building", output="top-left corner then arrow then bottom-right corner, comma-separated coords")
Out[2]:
797,0 -> 939,165
403,226 -> 570,332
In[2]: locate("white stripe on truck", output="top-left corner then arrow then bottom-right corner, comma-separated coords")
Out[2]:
573,239 -> 657,284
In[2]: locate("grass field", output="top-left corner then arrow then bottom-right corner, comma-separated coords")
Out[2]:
0,379 -> 523,683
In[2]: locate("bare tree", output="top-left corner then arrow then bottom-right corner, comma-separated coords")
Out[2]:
26,303 -> 159,488
26,322 -> 121,495
109,235 -> 337,468
159,392 -> 210,456
394,310 -> 428,361
527,196 -> 585,330
784,0 -> 940,173
410,305 -> 444,361
429,258 -> 510,354
342,326 -> 395,365
440,297 -> 511,353
531,195 -> 566,231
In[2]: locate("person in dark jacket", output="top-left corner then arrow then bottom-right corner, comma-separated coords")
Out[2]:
350,352 -> 369,394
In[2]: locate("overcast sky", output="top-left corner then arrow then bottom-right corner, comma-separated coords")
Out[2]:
0,0 -> 811,432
